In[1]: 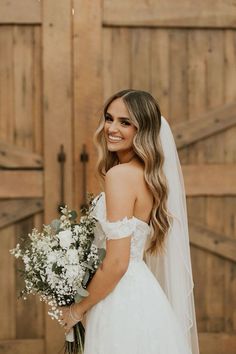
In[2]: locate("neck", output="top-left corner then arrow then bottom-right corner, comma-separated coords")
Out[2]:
117,153 -> 136,164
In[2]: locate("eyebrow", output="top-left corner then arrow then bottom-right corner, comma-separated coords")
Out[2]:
105,112 -> 130,120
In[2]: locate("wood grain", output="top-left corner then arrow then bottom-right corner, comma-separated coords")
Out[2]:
0,141 -> 43,169
0,0 -> 41,24
73,0 -> 103,206
0,171 -> 43,198
189,218 -> 236,262
0,198 -> 43,229
173,102 -> 236,149
103,0 -> 236,28
182,164 -> 236,196
0,339 -> 44,354
0,225 -> 15,340
42,1 -> 73,352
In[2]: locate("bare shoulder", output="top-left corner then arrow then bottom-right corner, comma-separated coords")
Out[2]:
105,162 -> 145,198
104,164 -> 140,220
105,163 -> 140,181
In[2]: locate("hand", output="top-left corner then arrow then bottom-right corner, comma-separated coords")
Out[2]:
59,303 -> 84,335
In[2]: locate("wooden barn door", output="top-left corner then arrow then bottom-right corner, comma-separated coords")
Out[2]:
97,2 -> 236,354
0,1 -> 74,353
1,1 -> 236,354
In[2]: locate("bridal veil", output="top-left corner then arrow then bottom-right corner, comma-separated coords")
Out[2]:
145,116 -> 200,354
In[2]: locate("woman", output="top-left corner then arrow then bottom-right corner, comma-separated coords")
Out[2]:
60,89 -> 200,354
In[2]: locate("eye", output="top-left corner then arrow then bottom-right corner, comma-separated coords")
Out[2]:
121,121 -> 131,126
104,115 -> 112,121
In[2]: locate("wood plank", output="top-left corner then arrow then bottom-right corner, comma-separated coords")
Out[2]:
0,339 -> 44,354
32,26 -> 43,155
189,218 -> 236,262
43,1 -> 74,353
199,332 -> 236,354
169,29 -> 188,125
131,28 -> 150,91
103,0 -> 236,28
225,30 -> 236,103
112,28 -> 131,92
0,225 -> 15,339
186,28 -> 209,334
0,198 -> 43,229
73,0 -> 103,205
187,198 -> 208,331
0,171 -> 43,198
0,0 -> 41,24
224,29 -> 236,333
0,27 -> 14,143
103,28 -> 113,101
173,102 -> 236,149
0,141 -> 43,169
184,29 -> 208,164
182,164 -> 236,196
150,29 -> 170,118
13,26 -> 34,150
204,30 -> 226,334
187,29 -> 208,136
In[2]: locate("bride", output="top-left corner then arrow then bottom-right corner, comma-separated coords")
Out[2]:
60,89 -> 200,354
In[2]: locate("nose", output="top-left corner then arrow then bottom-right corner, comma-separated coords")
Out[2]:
108,120 -> 119,133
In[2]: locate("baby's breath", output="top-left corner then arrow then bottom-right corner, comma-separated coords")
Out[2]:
10,197 -> 105,323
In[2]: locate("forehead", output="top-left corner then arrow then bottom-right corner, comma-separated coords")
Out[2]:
107,98 -> 130,118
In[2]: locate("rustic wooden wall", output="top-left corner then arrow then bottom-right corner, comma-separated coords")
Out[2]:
0,7 -> 45,353
0,1 -> 235,353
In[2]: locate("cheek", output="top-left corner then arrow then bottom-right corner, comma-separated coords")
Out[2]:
126,127 -> 137,141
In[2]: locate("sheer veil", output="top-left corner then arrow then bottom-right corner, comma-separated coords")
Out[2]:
144,116 -> 200,354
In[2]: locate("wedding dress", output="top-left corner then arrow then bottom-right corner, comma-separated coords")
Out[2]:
83,191 -> 192,354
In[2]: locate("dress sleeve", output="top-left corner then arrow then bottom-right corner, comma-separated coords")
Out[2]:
90,192 -> 137,240
99,217 -> 137,240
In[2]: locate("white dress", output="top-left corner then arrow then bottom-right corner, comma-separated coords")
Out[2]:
83,192 -> 192,354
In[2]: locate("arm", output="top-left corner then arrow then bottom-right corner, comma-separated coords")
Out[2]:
61,165 -> 136,329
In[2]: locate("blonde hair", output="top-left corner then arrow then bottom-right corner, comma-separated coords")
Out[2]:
93,89 -> 173,255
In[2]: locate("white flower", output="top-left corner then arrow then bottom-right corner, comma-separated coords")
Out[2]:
57,230 -> 73,249
47,251 -> 57,263
65,265 -> 80,281
66,249 -> 79,264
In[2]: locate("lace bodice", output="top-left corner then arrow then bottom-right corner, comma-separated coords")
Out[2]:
91,192 -> 151,261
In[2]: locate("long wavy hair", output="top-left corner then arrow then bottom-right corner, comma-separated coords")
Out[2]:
93,89 -> 173,255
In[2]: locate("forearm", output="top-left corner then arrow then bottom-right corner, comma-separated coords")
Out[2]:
77,260 -> 126,315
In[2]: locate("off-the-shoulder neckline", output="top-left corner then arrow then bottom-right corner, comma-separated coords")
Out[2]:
96,191 -> 151,229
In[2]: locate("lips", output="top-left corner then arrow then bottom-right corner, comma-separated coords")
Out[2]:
107,135 -> 123,143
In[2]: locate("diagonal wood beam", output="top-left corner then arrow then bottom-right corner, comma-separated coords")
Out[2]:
0,198 -> 44,229
189,218 -> 236,262
0,141 -> 43,169
172,102 -> 236,149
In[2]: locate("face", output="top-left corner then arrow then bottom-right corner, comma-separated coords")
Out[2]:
104,98 -> 137,154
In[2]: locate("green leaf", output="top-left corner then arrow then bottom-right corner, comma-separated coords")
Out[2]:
97,248 -> 106,261
52,263 -> 62,275
81,261 -> 93,270
74,293 -> 84,303
82,270 -> 90,287
70,210 -> 78,220
52,263 -> 57,272
75,287 -> 89,303
50,219 -> 61,232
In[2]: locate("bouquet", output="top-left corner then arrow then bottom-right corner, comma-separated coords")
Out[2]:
10,193 -> 105,354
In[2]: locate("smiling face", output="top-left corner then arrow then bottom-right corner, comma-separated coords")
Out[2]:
103,98 -> 137,159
